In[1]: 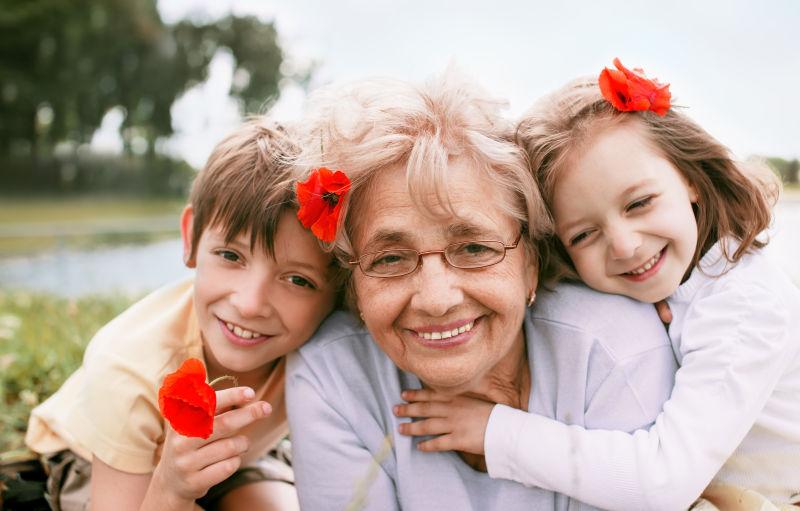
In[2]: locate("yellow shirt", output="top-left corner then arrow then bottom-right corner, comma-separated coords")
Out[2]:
25,278 -> 288,474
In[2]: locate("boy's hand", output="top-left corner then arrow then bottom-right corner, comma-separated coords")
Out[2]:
146,387 -> 272,508
393,389 -> 493,455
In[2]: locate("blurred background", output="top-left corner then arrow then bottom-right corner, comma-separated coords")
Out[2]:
1,0 -> 798,456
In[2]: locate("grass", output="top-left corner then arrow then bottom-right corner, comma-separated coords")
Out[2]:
0,291 -> 136,459
0,196 -> 185,255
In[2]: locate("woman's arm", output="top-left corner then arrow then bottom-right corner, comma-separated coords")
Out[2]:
286,350 -> 399,511
485,282 -> 792,511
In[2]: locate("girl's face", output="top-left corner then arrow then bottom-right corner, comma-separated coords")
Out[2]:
552,121 -> 699,303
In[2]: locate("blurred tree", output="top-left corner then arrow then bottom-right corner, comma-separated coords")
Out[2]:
768,157 -> 799,185
0,0 -> 285,193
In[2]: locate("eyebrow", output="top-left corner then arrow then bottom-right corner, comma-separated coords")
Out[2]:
619,178 -> 656,199
446,222 -> 498,239
363,229 -> 413,249
558,178 -> 657,234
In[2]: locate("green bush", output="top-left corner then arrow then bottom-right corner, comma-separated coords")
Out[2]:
0,291 -> 136,459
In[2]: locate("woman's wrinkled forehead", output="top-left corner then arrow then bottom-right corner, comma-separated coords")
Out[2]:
348,160 -> 522,250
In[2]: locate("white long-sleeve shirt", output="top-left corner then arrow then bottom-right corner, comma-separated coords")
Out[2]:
485,240 -> 800,510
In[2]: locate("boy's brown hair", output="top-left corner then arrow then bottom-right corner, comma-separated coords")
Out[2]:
516,77 -> 779,284
187,117 -> 299,261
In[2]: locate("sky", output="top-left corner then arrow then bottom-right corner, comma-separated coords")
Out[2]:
94,0 -> 800,168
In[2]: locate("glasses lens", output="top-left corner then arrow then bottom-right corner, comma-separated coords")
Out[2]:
446,241 -> 506,268
360,249 -> 418,277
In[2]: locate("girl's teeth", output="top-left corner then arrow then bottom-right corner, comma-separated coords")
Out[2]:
628,251 -> 661,275
418,321 -> 474,340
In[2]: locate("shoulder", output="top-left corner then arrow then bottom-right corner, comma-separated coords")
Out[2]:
530,282 -> 671,361
289,311 -> 392,384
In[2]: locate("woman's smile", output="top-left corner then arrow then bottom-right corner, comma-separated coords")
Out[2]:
406,317 -> 480,350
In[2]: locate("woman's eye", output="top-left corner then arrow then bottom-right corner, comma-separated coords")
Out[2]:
287,275 -> 316,289
216,249 -> 241,263
627,196 -> 653,211
371,253 -> 409,268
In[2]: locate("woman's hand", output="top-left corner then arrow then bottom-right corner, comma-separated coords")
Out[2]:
141,386 -> 272,511
393,389 -> 494,455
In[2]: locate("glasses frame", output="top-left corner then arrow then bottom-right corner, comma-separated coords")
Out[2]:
349,232 -> 523,278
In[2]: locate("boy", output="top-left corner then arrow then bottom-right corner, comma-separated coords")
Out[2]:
25,118 -> 341,511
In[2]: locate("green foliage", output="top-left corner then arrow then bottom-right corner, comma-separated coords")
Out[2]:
0,0 -> 286,193
0,291 -> 136,457
767,157 -> 799,184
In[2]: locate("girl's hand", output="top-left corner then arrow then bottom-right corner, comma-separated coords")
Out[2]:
393,389 -> 493,455
144,386 -> 272,510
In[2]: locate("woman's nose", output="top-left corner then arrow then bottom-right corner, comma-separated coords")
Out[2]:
409,253 -> 464,317
607,226 -> 642,260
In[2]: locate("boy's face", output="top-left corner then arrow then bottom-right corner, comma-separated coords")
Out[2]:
183,208 -> 337,380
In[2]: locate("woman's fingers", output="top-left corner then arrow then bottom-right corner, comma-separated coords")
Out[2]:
397,418 -> 452,437
210,400 -> 272,441
215,386 -> 256,413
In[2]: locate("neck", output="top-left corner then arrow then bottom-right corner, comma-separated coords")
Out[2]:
426,328 -> 531,410
203,347 -> 278,392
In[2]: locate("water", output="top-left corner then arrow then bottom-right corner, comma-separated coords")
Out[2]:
0,238 -> 193,297
1,202 -> 798,297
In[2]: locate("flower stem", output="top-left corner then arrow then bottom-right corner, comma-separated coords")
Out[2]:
208,375 -> 238,388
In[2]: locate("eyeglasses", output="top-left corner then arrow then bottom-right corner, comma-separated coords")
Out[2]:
349,233 -> 522,278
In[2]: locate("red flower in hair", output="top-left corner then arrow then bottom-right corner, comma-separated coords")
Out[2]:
598,58 -> 671,116
158,358 -> 216,439
296,167 -> 351,243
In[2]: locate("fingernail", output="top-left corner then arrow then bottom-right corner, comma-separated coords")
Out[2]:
243,387 -> 255,399
401,391 -> 409,399
393,405 -> 400,415
261,402 -> 272,415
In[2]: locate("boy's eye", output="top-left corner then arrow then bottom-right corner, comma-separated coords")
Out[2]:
216,249 -> 241,263
287,275 -> 316,289
626,196 -> 653,211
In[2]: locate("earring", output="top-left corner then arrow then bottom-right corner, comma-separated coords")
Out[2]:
527,290 -> 536,307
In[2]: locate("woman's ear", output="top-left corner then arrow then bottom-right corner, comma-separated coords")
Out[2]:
180,205 -> 196,268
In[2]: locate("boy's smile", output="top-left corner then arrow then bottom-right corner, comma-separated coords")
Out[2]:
182,208 -> 337,386
552,121 -> 699,303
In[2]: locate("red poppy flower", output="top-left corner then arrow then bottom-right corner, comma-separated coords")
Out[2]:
158,358 -> 216,439
296,167 -> 351,243
598,58 -> 671,116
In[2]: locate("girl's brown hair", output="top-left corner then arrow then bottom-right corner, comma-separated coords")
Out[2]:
516,77 -> 779,284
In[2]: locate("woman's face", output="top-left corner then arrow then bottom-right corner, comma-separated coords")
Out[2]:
351,159 -> 538,394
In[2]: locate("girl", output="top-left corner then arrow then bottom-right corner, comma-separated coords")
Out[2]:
395,60 -> 800,510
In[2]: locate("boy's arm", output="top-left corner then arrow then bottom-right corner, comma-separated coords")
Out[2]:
286,351 -> 400,511
485,282 -> 791,511
90,387 -> 270,511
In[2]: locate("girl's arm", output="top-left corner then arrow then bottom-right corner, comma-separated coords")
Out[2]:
485,282 -> 792,511
90,387 -> 271,511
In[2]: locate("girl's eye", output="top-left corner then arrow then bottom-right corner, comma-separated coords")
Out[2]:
627,196 -> 653,211
287,275 -> 316,289
216,249 -> 241,263
569,231 -> 591,247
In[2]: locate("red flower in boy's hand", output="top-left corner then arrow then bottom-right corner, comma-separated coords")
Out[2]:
158,358 -> 216,439
296,167 -> 351,243
598,58 -> 671,116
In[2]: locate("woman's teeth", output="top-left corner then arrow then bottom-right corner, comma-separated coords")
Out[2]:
626,251 -> 662,275
417,321 -> 474,340
225,322 -> 263,339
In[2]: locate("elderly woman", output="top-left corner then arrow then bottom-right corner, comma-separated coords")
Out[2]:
286,72 -> 677,510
